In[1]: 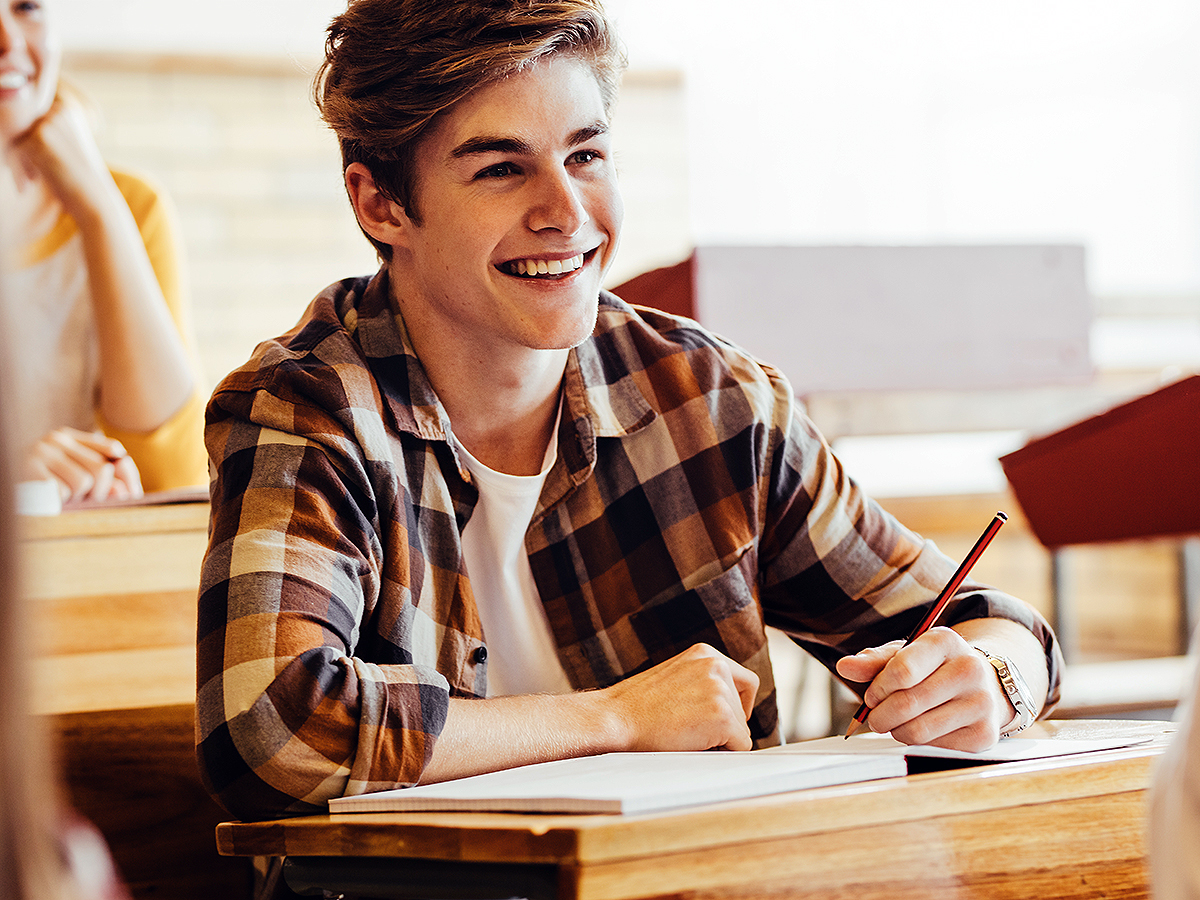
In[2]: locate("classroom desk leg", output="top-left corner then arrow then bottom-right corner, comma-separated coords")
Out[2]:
1050,548 -> 1079,663
1179,537 -> 1200,655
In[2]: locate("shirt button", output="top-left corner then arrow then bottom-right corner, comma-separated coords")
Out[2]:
473,646 -> 487,664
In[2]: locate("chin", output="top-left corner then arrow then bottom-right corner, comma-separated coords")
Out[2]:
551,297 -> 601,350
529,325 -> 595,352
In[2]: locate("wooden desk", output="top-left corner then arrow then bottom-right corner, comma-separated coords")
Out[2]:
218,719 -> 1174,900
22,501 -> 253,900
23,500 -> 208,715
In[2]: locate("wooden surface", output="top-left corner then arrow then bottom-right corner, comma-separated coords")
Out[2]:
23,501 -> 208,715
218,719 -> 1174,900
55,704 -> 252,900
21,501 -> 253,900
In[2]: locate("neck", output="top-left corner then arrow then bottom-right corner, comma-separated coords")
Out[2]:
454,373 -> 565,476
395,293 -> 570,477
0,163 -> 50,242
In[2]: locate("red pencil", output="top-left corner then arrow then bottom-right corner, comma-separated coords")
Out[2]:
843,511 -> 1008,738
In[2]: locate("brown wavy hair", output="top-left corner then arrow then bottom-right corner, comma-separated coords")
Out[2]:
313,0 -> 626,259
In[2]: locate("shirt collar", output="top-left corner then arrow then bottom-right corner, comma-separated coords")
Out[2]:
352,268 -> 657,454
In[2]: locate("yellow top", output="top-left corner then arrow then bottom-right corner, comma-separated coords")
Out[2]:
13,168 -> 208,492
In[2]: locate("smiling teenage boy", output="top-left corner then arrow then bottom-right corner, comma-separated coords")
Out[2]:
196,0 -> 1063,822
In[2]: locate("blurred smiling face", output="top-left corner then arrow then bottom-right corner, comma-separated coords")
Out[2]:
0,0 -> 59,144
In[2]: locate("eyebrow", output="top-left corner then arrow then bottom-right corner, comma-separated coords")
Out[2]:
449,122 -> 610,159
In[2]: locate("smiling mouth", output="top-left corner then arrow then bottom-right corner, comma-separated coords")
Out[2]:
0,72 -> 29,90
501,252 -> 587,279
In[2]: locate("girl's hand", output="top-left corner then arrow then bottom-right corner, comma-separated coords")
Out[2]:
24,427 -> 143,503
10,92 -> 113,222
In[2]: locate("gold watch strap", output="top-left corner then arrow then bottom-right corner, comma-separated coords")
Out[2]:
974,647 -> 1036,737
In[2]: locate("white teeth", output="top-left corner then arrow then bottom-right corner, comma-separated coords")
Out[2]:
507,253 -> 585,277
0,72 -> 28,90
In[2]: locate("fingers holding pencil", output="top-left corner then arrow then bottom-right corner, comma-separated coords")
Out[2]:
840,511 -> 1008,739
835,628 -> 1007,750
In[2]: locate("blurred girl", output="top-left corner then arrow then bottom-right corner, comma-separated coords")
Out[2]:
1,0 -> 206,504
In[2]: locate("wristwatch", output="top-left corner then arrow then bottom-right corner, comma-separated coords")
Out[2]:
974,648 -> 1037,737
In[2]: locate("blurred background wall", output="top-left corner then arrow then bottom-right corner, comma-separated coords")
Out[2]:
56,0 -> 1200,414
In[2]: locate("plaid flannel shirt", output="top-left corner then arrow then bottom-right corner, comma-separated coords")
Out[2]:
196,268 -> 1062,821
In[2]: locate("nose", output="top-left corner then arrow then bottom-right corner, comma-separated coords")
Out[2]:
527,168 -> 589,236
0,9 -> 19,56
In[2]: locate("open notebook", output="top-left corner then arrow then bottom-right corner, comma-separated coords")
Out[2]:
328,730 -> 1153,817
327,749 -> 906,816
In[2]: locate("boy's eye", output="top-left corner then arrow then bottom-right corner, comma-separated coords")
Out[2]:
477,162 -> 517,179
572,150 -> 600,165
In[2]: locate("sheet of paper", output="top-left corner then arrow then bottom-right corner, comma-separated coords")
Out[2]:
767,731 -> 1152,761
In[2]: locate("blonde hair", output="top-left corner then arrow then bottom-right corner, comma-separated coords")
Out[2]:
314,0 -> 626,258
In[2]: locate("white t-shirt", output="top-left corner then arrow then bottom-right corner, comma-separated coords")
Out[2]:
455,413 -> 573,698
0,175 -> 99,459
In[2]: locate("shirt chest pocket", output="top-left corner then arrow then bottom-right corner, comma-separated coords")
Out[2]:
623,549 -> 766,671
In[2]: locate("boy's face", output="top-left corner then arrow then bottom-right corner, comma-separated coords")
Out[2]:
391,53 -> 623,355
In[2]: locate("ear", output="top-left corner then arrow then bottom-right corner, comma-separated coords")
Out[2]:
344,162 -> 412,249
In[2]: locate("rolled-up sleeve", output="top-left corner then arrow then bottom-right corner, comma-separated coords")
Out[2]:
196,350 -> 451,821
753,361 -> 1063,711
